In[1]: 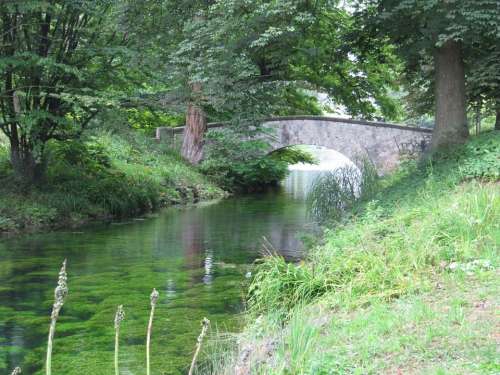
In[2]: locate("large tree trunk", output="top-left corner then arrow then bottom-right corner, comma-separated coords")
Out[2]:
10,139 -> 45,184
181,83 -> 207,164
431,40 -> 469,151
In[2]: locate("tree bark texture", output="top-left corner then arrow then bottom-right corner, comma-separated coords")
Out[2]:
10,142 -> 45,184
431,40 -> 469,151
181,84 -> 207,164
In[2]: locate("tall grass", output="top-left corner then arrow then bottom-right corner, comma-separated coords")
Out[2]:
250,180 -> 498,318
249,132 -> 499,317
307,157 -> 379,223
204,131 -> 500,375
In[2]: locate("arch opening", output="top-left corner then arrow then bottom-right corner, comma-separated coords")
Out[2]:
270,145 -> 360,200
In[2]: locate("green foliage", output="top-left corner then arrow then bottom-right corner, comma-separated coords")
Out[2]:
201,129 -> 316,192
292,5 -> 404,119
418,131 -> 500,182
269,147 -> 317,166
167,0 -> 404,136
231,273 -> 498,374
0,1 -> 149,181
360,0 -> 500,119
248,255 -> 327,319
0,129 -> 223,233
51,139 -> 112,172
307,158 -> 379,223
127,109 -> 184,134
201,148 -> 289,193
247,132 -> 499,319
455,133 -> 500,180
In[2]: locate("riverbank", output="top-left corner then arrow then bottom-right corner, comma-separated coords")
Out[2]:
0,131 -> 225,235
203,131 -> 499,374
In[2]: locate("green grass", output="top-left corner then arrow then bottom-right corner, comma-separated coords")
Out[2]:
0,130 -> 224,234
203,131 -> 500,374
231,271 -> 498,374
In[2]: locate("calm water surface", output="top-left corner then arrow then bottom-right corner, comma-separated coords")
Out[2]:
0,170 -> 327,375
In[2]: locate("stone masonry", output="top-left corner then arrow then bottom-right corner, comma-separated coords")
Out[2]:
156,116 -> 433,174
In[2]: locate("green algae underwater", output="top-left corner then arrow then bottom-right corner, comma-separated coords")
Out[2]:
0,190 -> 309,375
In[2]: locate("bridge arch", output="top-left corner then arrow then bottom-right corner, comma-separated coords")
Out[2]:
156,116 -> 433,174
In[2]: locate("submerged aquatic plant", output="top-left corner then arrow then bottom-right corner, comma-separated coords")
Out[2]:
46,259 -> 68,375
146,288 -> 159,375
114,305 -> 125,375
188,317 -> 210,375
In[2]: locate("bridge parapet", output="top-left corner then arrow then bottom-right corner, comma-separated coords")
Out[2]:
156,116 -> 433,173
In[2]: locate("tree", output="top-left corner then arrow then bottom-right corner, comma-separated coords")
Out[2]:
169,0 -> 402,164
168,0 -> 318,164
360,0 -> 500,150
0,1 -> 134,183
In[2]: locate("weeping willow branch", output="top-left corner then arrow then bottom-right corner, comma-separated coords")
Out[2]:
114,305 -> 125,375
46,259 -> 68,375
146,288 -> 159,375
188,317 -> 210,375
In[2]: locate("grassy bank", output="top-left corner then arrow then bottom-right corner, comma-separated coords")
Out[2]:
202,131 -> 499,374
0,130 -> 224,234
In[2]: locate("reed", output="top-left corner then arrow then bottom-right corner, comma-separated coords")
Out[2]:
188,317 -> 210,375
146,288 -> 159,375
46,259 -> 68,375
114,305 -> 125,375
307,157 -> 378,223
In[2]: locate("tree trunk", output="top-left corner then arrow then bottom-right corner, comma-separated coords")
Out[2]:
181,83 -> 207,165
10,141 -> 45,184
431,40 -> 469,151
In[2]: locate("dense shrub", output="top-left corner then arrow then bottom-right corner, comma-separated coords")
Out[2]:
201,128 -> 316,192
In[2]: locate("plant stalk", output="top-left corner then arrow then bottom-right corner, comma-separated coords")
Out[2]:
188,317 -> 210,375
147,288 -> 159,375
114,305 -> 125,375
46,259 -> 68,375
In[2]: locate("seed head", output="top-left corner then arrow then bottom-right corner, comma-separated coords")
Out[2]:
150,288 -> 159,307
51,259 -> 68,320
114,305 -> 125,329
197,317 -> 210,343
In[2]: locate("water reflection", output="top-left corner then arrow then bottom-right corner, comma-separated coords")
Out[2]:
0,147 -> 350,374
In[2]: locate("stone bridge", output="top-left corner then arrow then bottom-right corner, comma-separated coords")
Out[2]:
156,116 -> 433,173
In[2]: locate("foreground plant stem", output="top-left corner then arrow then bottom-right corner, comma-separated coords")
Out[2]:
46,259 -> 68,375
114,305 -> 125,375
188,317 -> 210,375
147,288 -> 159,375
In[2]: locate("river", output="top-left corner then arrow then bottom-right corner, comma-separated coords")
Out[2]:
0,151 -> 349,375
